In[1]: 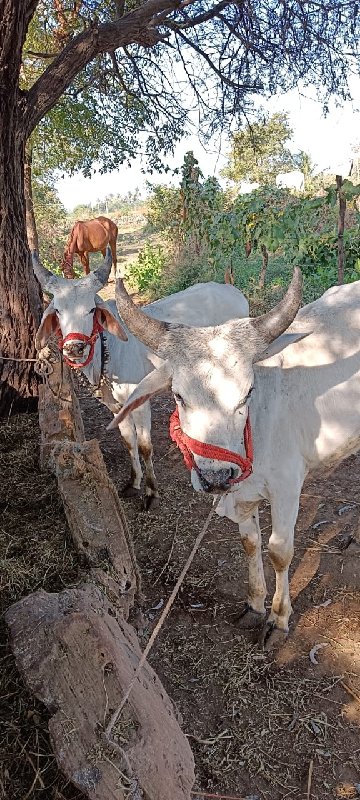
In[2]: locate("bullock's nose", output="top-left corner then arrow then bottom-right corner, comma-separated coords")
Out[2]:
63,341 -> 86,356
196,466 -> 236,493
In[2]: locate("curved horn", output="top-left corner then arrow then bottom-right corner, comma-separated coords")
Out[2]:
91,246 -> 112,289
31,251 -> 60,293
115,278 -> 168,351
251,267 -> 303,343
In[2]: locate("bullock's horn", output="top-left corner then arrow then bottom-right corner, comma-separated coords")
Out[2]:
251,267 -> 303,343
115,278 -> 168,351
91,246 -> 112,289
31,251 -> 60,293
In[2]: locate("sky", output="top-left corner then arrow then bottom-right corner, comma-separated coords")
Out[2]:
55,80 -> 360,211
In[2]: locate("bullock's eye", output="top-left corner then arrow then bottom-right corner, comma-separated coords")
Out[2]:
174,392 -> 185,407
89,307 -> 96,314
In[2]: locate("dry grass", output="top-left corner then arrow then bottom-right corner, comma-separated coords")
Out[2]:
0,413 -> 84,800
2,397 -> 360,800
150,617 -> 358,798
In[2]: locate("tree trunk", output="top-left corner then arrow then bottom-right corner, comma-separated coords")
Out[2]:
259,244 -> 268,288
336,174 -> 346,285
0,102 -> 42,414
0,1 -> 43,416
24,144 -> 39,252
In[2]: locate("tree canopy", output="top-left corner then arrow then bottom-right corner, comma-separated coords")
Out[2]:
19,1 -> 360,163
221,112 -> 303,186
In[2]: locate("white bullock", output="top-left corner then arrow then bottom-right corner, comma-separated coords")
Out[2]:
276,170 -> 305,191
32,250 -> 249,509
109,271 -> 360,644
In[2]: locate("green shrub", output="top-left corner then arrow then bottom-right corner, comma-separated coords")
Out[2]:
125,243 -> 167,293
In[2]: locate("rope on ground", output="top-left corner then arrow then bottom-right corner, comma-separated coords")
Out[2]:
0,355 -> 38,362
191,792 -> 254,800
105,494 -> 224,742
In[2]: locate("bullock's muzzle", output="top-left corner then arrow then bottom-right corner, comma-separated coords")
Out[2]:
196,466 -> 238,493
63,340 -> 87,358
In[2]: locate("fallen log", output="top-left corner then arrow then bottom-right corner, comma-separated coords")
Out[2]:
5,586 -> 195,800
50,438 -> 141,618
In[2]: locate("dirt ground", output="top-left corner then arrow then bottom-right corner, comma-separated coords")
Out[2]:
1,386 -> 360,800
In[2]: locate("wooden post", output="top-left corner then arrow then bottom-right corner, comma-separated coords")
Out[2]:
50,438 -> 140,617
37,339 -> 85,469
336,174 -> 346,285
259,244 -> 268,289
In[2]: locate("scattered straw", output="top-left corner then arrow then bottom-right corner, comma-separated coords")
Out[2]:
306,758 -> 314,800
340,680 -> 360,705
105,497 -> 222,741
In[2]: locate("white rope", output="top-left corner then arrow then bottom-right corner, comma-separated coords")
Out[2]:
105,494 -> 224,741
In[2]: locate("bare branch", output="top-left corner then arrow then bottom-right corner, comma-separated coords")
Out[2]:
175,28 -> 262,92
169,0 -> 231,29
25,50 -> 61,58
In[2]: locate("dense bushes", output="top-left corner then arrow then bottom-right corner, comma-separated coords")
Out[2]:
126,152 -> 360,309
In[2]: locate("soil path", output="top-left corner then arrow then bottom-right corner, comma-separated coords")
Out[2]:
80,389 -> 360,800
1,389 -> 360,800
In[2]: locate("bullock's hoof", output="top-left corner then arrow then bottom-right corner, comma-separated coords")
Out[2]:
143,494 -> 160,512
236,603 -> 266,629
121,484 -> 142,499
259,621 -> 288,650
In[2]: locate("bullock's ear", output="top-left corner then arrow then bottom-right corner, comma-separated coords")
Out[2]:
35,304 -> 58,349
95,304 -> 128,341
254,331 -> 311,362
107,361 -> 172,430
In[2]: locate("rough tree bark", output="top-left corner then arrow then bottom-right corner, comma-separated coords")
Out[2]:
24,144 -> 39,252
0,1 -> 43,415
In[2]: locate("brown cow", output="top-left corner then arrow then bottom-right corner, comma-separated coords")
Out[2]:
61,216 -> 118,279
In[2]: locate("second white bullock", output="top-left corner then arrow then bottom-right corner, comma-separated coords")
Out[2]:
276,170 -> 305,191
109,270 -> 360,644
32,250 -> 249,509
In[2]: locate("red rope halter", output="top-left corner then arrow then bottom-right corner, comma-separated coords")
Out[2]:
56,316 -> 104,369
169,406 -> 253,485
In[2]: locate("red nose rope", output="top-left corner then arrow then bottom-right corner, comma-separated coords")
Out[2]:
169,406 -> 253,485
56,316 -> 104,369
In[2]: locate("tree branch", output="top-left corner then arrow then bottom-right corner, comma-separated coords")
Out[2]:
24,0 -> 181,134
25,50 -> 61,58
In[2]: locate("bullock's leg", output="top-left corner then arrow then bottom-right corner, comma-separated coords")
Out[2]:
133,404 -> 159,511
117,414 -> 143,498
236,503 -> 267,626
262,489 -> 301,647
109,240 -> 117,281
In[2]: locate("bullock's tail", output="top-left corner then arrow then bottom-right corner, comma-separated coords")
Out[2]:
224,267 -> 235,285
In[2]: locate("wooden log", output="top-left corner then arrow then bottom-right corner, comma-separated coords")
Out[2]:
50,438 -> 140,617
37,340 -> 85,469
336,174 -> 346,285
5,586 -> 195,800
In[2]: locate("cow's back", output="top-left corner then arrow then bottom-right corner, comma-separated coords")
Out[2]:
145,282 -> 249,326
284,279 -> 360,367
